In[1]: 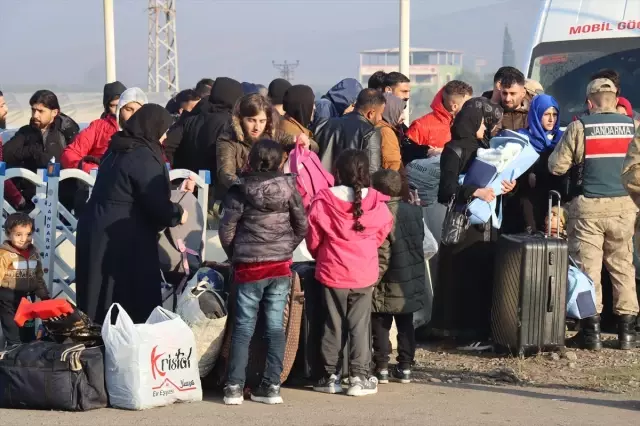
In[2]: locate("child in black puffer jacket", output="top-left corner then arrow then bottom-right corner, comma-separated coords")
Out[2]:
219,139 -> 308,406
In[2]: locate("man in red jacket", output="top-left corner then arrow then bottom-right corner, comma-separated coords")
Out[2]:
405,80 -> 473,157
0,90 -> 27,209
61,81 -> 126,172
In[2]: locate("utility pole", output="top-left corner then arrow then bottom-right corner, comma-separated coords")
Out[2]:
148,0 -> 180,92
272,60 -> 300,81
103,0 -> 116,83
399,0 -> 410,123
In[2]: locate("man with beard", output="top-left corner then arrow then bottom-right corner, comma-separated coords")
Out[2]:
4,90 -> 79,205
313,89 -> 386,174
498,68 -> 528,131
0,90 -> 27,209
383,72 -> 411,106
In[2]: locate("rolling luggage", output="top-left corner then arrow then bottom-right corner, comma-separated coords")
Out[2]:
491,191 -> 568,355
0,341 -> 107,411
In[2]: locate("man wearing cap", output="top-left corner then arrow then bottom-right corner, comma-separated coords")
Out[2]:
549,78 -> 638,351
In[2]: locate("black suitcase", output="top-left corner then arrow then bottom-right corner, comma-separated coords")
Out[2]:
491,191 -> 568,356
0,341 -> 108,411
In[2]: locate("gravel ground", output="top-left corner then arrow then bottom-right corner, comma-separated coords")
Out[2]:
412,334 -> 640,395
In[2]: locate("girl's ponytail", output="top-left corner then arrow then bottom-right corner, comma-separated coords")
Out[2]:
335,149 -> 370,232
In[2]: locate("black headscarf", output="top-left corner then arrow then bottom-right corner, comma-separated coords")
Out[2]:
209,77 -> 244,110
268,78 -> 292,105
283,85 -> 315,128
110,104 -> 173,163
451,97 -> 503,147
103,81 -> 127,111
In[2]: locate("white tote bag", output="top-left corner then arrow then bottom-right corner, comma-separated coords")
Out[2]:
101,304 -> 203,410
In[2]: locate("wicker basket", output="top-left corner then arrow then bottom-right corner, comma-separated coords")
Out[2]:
210,271 -> 304,389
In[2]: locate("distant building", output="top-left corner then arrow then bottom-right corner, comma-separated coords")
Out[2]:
359,48 -> 464,88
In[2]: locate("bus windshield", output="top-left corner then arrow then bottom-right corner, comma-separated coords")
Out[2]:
529,38 -> 640,126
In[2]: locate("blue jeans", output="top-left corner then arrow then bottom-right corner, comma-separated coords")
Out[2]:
227,276 -> 291,386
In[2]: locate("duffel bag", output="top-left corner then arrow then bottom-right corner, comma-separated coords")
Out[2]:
0,341 -> 107,411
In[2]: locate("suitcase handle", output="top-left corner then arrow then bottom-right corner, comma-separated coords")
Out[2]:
547,276 -> 556,312
546,190 -> 562,238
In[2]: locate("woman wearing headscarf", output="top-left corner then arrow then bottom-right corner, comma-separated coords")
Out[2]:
502,94 -> 564,234
378,93 -> 405,171
75,104 -> 194,324
432,97 -> 514,350
279,84 -> 320,152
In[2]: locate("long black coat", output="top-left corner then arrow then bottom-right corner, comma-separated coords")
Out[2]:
75,145 -> 183,324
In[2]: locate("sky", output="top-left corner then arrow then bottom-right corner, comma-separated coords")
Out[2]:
0,0 -> 541,91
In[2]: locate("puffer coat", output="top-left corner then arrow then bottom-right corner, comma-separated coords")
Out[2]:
218,171 -> 308,263
372,197 -> 427,314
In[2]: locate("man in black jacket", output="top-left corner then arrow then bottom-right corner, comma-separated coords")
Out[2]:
314,89 -> 385,174
4,90 -> 79,203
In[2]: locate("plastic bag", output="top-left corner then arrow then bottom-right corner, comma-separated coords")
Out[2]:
422,220 -> 438,261
176,268 -> 228,377
101,304 -> 202,410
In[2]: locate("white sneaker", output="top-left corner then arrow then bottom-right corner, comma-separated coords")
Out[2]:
313,374 -> 343,394
346,376 -> 378,396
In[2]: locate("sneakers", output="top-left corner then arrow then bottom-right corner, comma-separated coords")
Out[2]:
346,376 -> 378,397
250,383 -> 283,405
223,384 -> 244,405
375,369 -> 389,384
391,366 -> 411,384
313,374 -> 343,394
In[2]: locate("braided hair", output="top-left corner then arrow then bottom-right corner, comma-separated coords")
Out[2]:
335,149 -> 371,232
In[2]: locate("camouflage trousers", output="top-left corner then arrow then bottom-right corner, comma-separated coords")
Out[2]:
568,214 -> 639,316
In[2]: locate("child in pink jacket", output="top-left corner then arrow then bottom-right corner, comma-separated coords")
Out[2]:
306,149 -> 393,397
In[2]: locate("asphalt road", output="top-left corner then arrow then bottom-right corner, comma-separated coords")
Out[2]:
1,383 -> 639,425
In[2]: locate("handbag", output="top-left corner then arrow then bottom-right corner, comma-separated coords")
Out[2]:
441,198 -> 469,246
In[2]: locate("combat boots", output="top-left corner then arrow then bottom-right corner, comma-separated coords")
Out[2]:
567,315 -> 602,351
617,315 -> 637,350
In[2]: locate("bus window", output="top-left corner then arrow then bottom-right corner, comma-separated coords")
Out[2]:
529,38 -> 640,126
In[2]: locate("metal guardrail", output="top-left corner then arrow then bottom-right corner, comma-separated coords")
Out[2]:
0,162 -> 211,302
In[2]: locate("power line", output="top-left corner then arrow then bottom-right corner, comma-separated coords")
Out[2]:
272,60 -> 300,81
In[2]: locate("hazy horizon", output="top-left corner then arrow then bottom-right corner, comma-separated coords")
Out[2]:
0,0 -> 540,91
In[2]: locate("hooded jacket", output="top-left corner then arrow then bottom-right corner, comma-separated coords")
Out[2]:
62,114 -> 119,172
406,87 -> 453,149
167,77 -> 243,172
0,242 -> 50,299
311,78 -> 363,130
115,88 -> 148,131
373,197 -> 426,314
306,186 -> 393,289
216,112 -> 295,200
219,172 -> 308,263
378,93 -> 404,171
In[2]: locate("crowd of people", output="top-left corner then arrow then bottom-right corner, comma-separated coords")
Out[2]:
0,64 -> 639,405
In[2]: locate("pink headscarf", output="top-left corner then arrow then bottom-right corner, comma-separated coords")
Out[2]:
617,97 -> 633,118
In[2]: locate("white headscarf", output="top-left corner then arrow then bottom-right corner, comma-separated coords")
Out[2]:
115,87 -> 148,130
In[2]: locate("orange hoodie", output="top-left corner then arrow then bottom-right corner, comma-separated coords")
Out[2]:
405,87 -> 453,149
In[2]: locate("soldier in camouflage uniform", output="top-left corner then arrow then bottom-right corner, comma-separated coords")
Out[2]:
548,78 -> 638,351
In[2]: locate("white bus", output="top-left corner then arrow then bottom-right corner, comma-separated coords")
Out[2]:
527,0 -> 640,126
